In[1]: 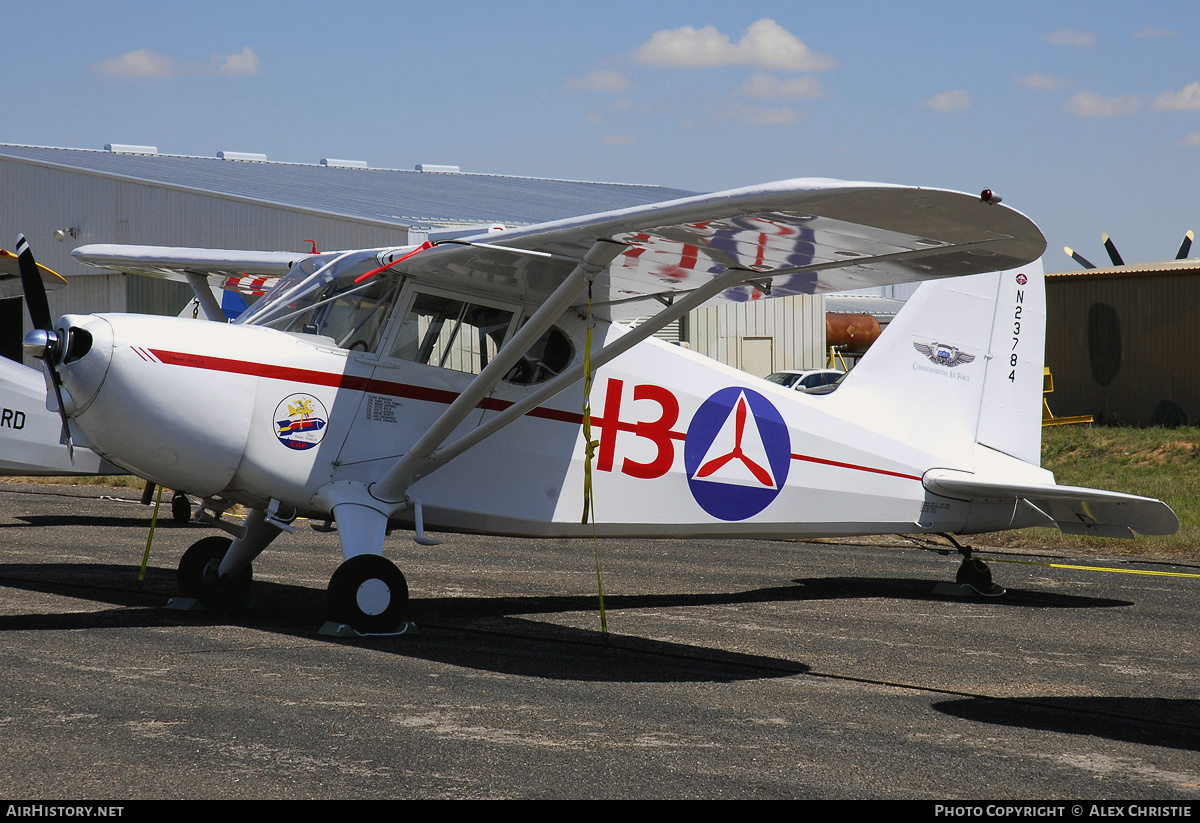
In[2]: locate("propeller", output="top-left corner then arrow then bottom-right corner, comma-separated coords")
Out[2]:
1101,233 -> 1124,267
1066,230 -> 1195,270
1063,246 -> 1096,269
1177,230 -> 1193,260
17,234 -> 74,461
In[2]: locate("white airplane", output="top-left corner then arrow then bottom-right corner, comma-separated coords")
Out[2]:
12,178 -> 1177,633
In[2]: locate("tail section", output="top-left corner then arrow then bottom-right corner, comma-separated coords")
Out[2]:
836,259 -> 1177,538
837,259 -> 1046,469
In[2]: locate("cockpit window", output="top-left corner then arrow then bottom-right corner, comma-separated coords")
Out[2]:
236,249 -> 401,352
389,292 -> 515,375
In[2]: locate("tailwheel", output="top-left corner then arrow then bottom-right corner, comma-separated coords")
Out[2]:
178,535 -> 253,611
956,556 -> 1000,594
327,555 -> 409,634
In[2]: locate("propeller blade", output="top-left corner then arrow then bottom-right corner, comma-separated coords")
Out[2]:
1101,233 -> 1124,266
16,234 -> 53,331
16,234 -> 73,462
1177,231 -> 1193,260
1063,246 -> 1096,269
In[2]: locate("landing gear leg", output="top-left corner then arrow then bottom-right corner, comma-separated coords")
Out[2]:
321,500 -> 411,635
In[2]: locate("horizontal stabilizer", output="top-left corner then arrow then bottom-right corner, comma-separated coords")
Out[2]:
924,469 -> 1179,538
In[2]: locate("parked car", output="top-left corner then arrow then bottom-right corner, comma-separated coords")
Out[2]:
764,368 -> 845,394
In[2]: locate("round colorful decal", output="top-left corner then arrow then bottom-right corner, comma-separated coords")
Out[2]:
274,394 -> 328,450
684,387 -> 791,521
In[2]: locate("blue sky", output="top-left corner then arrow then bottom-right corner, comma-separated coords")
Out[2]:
5,1 -> 1199,268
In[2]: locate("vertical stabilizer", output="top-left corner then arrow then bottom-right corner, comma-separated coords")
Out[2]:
834,258 -> 1047,468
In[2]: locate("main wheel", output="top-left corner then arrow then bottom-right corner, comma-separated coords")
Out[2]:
178,535 -> 252,611
327,555 -> 409,634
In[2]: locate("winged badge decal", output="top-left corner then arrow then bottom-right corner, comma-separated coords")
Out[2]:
913,341 -> 975,368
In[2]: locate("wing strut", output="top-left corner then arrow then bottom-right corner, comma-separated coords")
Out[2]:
184,273 -> 227,322
370,239 -> 627,503
373,261 -> 760,501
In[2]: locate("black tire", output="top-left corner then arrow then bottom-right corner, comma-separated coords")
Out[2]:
177,535 -> 252,610
327,555 -> 409,633
956,557 -> 993,591
171,492 -> 192,525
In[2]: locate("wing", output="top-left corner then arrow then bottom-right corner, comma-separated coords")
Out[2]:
0,247 -> 67,298
71,244 -> 302,290
71,178 -> 1045,323
387,178 -> 1047,321
924,469 -> 1179,538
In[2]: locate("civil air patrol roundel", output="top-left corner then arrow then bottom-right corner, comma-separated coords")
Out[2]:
274,394 -> 328,450
684,387 -> 790,521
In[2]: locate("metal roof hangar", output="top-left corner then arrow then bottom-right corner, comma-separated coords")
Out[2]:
0,144 -> 828,374
1046,259 -> 1200,426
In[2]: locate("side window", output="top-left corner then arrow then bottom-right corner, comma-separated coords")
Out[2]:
504,325 -> 574,385
389,292 -> 515,375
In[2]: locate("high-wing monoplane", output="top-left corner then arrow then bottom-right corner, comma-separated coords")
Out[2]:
12,178 -> 1177,633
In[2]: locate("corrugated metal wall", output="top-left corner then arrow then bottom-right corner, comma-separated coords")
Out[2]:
1046,272 -> 1200,425
688,294 -> 827,376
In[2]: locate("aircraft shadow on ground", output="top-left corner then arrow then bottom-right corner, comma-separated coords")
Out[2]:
932,696 -> 1200,752
0,562 -> 810,684
791,576 -> 1133,609
0,514 -> 157,529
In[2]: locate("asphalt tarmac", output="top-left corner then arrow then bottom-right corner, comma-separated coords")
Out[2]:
0,481 -> 1197,800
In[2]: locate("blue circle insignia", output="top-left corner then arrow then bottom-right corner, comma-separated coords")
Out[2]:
684,387 -> 790,521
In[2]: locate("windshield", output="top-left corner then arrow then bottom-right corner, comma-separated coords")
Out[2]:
237,249 -> 404,351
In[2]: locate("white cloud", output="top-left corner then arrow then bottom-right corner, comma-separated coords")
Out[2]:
90,47 -> 261,80
741,73 -> 821,98
1179,132 -> 1200,147
925,89 -> 971,112
217,47 -> 261,78
1063,90 -> 1140,117
1133,27 -> 1178,39
1021,73 -> 1068,90
563,70 -> 630,91
707,101 -> 801,126
635,19 -> 836,72
602,135 -> 636,145
1152,82 -> 1200,111
1045,28 -> 1095,46
91,49 -> 180,79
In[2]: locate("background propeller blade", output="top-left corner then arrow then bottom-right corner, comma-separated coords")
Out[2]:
1176,231 -> 1193,260
1101,232 -> 1124,267
1063,246 -> 1096,269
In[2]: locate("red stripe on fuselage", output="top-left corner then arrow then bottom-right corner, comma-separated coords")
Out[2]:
145,348 -> 916,480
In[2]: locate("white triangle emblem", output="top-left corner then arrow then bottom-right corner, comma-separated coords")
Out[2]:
690,392 -> 777,489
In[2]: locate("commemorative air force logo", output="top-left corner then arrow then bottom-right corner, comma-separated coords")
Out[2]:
274,394 -> 328,450
684,388 -> 790,521
913,341 -> 975,368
